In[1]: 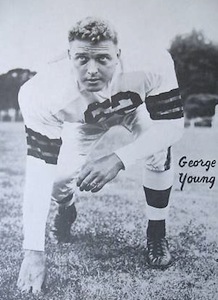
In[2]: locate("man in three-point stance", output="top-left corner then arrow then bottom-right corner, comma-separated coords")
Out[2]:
17,17 -> 184,293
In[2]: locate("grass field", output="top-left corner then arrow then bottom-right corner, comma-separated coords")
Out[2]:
0,122 -> 218,300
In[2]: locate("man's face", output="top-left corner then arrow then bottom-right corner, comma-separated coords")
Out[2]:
69,39 -> 120,92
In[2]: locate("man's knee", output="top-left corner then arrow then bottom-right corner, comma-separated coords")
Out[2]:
145,147 -> 172,172
143,148 -> 174,190
51,177 -> 76,204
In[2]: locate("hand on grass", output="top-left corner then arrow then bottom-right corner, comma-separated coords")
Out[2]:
17,250 -> 46,294
77,153 -> 124,192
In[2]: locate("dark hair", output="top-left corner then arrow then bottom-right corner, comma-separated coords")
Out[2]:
68,17 -> 118,44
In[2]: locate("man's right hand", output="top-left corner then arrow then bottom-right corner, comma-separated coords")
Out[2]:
17,250 -> 47,294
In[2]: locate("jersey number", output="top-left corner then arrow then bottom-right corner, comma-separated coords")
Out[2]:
84,91 -> 143,124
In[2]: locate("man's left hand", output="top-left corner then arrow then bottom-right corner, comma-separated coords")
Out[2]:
77,153 -> 124,192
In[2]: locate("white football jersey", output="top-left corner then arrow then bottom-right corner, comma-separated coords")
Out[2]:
19,50 -> 182,163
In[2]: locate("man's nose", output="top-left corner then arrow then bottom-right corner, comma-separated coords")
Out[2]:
87,60 -> 98,75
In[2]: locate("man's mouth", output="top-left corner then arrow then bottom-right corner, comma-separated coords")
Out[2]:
86,78 -> 100,83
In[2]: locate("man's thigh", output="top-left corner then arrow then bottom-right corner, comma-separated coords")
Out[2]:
52,122 -> 104,201
124,106 -> 174,188
52,122 -> 131,201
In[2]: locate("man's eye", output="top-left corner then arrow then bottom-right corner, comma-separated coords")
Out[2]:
98,56 -> 108,62
78,56 -> 88,63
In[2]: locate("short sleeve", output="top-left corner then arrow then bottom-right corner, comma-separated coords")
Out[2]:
144,51 -> 183,121
19,74 -> 63,165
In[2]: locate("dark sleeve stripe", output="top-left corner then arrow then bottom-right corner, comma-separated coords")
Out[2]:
145,88 -> 184,120
25,126 -> 62,165
164,146 -> 171,171
154,107 -> 184,119
146,95 -> 181,111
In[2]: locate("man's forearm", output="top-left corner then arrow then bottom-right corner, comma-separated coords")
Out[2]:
115,118 -> 184,168
23,156 -> 57,251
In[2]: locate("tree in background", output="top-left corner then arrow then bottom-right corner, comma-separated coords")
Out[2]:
169,30 -> 218,99
185,94 -> 218,119
169,30 -> 218,121
0,69 -> 36,113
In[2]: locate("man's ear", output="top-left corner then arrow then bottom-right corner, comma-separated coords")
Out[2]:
117,49 -> 121,58
68,49 -> 71,60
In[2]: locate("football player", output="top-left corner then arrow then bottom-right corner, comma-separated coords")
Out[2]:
17,17 -> 184,293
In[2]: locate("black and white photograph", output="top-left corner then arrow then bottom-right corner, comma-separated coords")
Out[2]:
0,0 -> 218,299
